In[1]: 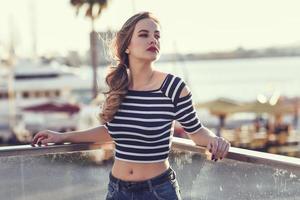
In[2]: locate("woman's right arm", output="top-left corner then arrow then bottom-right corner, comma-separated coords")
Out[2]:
31,125 -> 112,146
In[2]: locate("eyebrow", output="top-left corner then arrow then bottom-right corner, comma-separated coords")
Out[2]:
138,29 -> 160,34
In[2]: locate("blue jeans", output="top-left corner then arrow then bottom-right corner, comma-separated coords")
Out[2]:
105,167 -> 182,200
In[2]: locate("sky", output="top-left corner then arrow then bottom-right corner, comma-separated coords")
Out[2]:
0,0 -> 300,57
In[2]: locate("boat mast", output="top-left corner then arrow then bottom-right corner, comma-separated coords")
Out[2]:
7,16 -> 17,132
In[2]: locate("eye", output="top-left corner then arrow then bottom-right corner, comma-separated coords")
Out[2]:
155,35 -> 160,39
139,34 -> 148,37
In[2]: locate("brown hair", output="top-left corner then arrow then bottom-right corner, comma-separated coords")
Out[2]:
99,12 -> 160,123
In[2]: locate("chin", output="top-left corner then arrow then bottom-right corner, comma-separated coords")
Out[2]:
145,54 -> 160,62
133,53 -> 160,62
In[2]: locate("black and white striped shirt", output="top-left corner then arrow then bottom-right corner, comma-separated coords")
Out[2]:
104,73 -> 203,163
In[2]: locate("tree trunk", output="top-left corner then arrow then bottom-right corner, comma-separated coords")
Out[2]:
90,18 -> 98,99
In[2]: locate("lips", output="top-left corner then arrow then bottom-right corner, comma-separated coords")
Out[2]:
147,46 -> 159,52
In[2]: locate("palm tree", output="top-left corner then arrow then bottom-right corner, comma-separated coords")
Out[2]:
70,0 -> 109,99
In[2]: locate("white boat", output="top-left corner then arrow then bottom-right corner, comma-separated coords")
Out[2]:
0,59 -> 99,142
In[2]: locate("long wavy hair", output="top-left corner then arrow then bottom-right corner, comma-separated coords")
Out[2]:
99,12 -> 160,123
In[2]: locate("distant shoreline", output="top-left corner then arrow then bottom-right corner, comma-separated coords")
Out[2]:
158,54 -> 300,63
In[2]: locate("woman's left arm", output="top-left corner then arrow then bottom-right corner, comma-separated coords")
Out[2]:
173,77 -> 231,161
188,127 -> 231,161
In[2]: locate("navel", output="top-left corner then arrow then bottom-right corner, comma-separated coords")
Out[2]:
129,169 -> 133,175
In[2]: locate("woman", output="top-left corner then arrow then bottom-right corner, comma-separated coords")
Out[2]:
31,12 -> 230,200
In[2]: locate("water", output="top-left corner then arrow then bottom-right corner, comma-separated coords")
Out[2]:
155,56 -> 300,102
80,56 -> 300,103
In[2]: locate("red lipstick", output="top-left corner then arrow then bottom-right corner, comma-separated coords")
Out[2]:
147,46 -> 159,52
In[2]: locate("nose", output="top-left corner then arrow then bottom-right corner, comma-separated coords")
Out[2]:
149,36 -> 158,45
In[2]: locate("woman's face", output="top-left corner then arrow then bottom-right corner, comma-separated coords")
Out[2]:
127,18 -> 161,62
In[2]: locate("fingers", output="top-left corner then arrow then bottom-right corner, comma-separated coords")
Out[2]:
31,136 -> 41,146
208,138 -> 218,156
41,137 -> 52,145
32,131 -> 45,145
31,131 -> 49,146
221,142 -> 230,159
217,139 -> 227,159
213,138 -> 222,160
207,138 -> 218,162
209,137 -> 230,162
36,136 -> 45,146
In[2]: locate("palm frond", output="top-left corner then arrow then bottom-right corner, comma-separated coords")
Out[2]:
70,0 -> 108,19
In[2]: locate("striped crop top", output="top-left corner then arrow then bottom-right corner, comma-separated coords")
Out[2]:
104,73 -> 203,163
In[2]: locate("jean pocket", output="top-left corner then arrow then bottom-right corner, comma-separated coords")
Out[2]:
105,183 -> 116,200
153,180 -> 181,200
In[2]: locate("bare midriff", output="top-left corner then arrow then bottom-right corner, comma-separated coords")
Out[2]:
111,159 -> 170,181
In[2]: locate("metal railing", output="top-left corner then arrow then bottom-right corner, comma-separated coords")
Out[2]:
1,137 -> 299,171
1,137 -> 300,200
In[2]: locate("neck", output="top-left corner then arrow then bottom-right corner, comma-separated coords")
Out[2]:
128,58 -> 154,90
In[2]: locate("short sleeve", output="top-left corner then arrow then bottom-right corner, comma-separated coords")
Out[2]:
174,83 -> 203,134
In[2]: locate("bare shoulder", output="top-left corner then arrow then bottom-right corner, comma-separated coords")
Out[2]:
153,70 -> 169,86
155,71 -> 191,98
168,73 -> 190,98
179,84 -> 190,98
154,70 -> 169,79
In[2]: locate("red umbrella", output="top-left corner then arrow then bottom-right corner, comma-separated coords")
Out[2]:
22,101 -> 80,115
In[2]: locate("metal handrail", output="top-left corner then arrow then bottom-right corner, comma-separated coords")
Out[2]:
171,137 -> 300,171
0,137 -> 299,171
0,143 -> 103,157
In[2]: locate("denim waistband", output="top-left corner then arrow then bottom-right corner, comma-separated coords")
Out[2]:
109,167 -> 175,191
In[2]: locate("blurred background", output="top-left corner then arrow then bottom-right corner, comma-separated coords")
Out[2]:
0,0 -> 299,158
